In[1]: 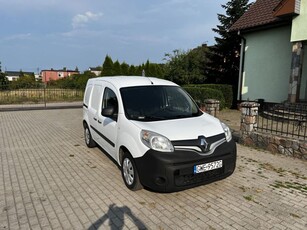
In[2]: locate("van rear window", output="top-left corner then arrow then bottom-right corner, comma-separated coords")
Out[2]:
90,85 -> 103,111
84,84 -> 92,107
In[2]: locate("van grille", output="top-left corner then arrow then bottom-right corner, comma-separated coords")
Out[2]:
172,133 -> 225,154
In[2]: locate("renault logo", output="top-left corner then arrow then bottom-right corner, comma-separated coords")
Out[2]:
199,136 -> 209,152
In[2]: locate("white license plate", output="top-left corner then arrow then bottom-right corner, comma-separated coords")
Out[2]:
194,160 -> 223,174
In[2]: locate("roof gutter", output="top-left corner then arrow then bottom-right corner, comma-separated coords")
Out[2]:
237,30 -> 246,102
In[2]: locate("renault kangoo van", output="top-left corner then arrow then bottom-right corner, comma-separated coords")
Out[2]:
83,76 -> 236,192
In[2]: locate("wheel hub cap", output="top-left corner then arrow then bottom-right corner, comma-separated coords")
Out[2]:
123,158 -> 134,185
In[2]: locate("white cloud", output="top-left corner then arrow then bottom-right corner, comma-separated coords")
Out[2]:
3,33 -> 32,41
0,0 -> 89,12
72,11 -> 103,29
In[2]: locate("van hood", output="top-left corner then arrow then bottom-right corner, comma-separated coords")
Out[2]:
130,113 -> 225,141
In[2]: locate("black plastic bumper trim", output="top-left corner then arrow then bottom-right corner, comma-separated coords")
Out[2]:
134,139 -> 236,192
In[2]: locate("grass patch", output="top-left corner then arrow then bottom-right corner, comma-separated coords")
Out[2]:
270,181 -> 307,194
243,195 -> 253,201
258,163 -> 285,173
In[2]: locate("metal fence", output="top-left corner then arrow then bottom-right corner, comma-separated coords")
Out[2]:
257,102 -> 307,140
0,86 -> 84,106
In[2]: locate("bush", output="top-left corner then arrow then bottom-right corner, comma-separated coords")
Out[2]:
184,84 -> 233,109
183,87 -> 226,109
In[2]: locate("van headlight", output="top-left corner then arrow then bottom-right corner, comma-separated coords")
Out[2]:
221,122 -> 232,142
141,130 -> 174,152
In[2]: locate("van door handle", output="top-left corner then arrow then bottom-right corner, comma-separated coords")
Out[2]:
98,120 -> 102,124
93,117 -> 97,121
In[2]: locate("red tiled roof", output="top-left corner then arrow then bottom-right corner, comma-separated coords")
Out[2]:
230,0 -> 291,32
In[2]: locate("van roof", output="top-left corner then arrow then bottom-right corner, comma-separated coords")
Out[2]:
87,76 -> 178,88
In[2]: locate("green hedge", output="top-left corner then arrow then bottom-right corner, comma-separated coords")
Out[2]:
183,87 -> 226,109
183,84 -> 233,109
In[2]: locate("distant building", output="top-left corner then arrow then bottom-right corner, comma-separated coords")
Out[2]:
5,71 -> 35,81
41,68 -> 79,82
34,73 -> 41,81
88,67 -> 102,76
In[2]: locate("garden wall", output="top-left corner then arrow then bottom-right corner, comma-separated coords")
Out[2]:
239,102 -> 307,160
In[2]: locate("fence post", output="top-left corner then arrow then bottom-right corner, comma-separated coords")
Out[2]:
203,99 -> 220,117
240,101 -> 260,141
44,84 -> 46,108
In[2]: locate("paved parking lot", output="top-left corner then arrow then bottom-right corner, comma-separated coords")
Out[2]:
0,108 -> 306,230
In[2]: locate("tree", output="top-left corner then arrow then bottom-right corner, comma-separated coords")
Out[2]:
186,44 -> 209,84
113,60 -> 122,75
156,64 -> 165,79
135,66 -> 143,76
164,46 -> 208,85
128,65 -> 136,75
0,62 -> 9,89
73,71 -> 96,89
121,62 -> 129,75
206,0 -> 251,102
99,55 -> 166,78
101,55 -> 114,76
164,50 -> 190,85
11,74 -> 36,89
143,60 -> 160,77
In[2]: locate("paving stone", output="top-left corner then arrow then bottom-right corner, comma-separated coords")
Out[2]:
0,108 -> 306,229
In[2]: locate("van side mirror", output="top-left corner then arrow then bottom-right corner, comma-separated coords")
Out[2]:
102,106 -> 114,117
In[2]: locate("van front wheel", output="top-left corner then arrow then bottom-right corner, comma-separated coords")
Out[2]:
121,152 -> 142,191
84,124 -> 96,148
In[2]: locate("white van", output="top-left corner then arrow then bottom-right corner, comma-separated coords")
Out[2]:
83,76 -> 236,192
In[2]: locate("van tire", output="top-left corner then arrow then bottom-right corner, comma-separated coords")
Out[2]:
121,152 -> 142,191
84,124 -> 96,148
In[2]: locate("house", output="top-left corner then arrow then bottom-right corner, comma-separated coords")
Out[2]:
41,68 -> 79,83
34,73 -> 41,81
88,67 -> 102,76
230,0 -> 307,103
5,71 -> 35,81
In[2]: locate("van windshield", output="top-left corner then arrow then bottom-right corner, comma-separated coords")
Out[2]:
120,86 -> 202,121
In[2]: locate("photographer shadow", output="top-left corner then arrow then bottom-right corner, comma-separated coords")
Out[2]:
88,204 -> 147,230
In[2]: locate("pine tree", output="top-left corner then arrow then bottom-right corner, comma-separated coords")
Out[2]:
136,66 -> 143,76
113,60 -> 122,76
0,62 -> 9,89
101,55 -> 114,76
206,0 -> 251,100
128,65 -> 136,76
121,62 -> 129,75
144,60 -> 150,76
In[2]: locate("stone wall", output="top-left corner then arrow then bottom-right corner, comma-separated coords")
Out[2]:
239,102 -> 307,160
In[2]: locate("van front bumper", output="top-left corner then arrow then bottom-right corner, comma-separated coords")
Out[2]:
134,139 -> 236,192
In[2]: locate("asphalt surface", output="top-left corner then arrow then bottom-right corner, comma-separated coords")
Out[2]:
0,108 -> 306,229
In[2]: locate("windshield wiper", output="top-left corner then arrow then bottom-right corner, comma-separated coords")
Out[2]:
143,115 -> 165,121
129,115 -> 165,121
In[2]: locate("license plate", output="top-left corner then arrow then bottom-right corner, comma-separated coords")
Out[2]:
194,160 -> 223,174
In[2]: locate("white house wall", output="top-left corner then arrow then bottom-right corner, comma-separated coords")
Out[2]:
291,0 -> 307,42
241,25 -> 292,103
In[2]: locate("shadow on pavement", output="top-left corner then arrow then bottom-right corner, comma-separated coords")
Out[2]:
88,204 -> 147,230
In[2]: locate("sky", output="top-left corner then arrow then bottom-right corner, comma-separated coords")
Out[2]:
0,0 -> 231,73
